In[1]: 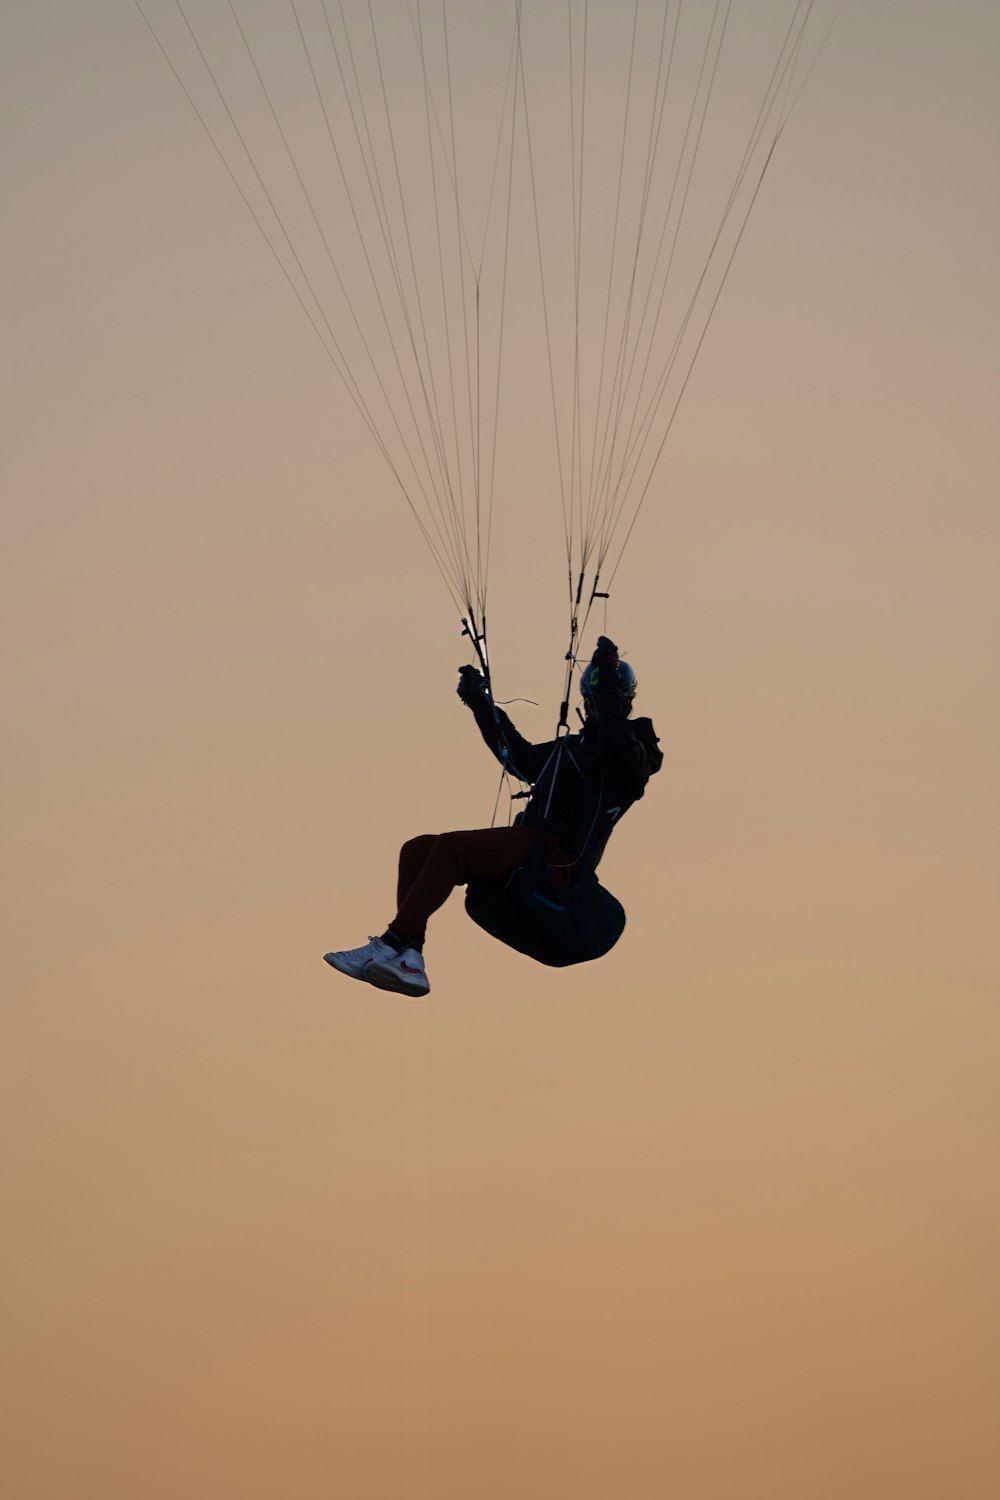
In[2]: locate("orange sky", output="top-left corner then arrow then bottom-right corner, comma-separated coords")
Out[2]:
3,3 -> 999,1497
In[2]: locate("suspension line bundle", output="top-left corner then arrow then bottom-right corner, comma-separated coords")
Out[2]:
136,0 -> 843,721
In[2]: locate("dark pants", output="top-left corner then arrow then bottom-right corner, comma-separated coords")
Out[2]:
392,827 -> 542,945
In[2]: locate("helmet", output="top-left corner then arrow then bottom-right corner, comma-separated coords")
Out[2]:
580,658 -> 637,699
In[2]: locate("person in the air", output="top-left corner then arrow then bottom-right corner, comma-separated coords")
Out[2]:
323,637 -> 662,996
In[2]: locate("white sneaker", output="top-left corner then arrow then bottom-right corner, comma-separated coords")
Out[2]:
323,935 -> 396,982
364,946 -> 431,998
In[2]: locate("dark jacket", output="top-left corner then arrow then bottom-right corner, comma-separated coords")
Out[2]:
469,678 -> 663,871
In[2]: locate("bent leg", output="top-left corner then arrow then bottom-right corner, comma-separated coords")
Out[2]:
396,834 -> 438,913
392,826 -> 535,942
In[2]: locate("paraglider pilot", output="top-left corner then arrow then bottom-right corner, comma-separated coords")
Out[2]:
324,637 -> 662,995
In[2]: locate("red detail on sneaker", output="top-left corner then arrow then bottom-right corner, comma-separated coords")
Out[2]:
400,961 -> 422,973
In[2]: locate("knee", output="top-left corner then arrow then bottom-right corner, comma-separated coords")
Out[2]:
401,833 -> 437,860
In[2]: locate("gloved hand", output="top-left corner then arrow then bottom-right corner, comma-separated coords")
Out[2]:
590,635 -> 620,679
457,664 -> 487,704
590,636 -> 620,666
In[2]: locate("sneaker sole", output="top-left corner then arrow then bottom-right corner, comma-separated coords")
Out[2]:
364,960 -> 430,998
323,953 -> 368,980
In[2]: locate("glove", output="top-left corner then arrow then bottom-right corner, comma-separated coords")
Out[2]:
590,635 -> 620,679
457,664 -> 487,704
590,636 -> 620,666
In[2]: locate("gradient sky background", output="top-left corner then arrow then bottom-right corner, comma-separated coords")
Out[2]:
3,3 -> 998,1498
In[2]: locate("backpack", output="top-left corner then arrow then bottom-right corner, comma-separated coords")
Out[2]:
465,833 -> 626,967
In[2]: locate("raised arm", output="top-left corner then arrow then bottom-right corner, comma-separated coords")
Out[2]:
583,639 -> 657,791
456,666 -> 554,784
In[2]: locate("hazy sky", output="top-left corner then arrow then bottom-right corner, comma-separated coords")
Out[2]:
3,3 -> 999,1498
